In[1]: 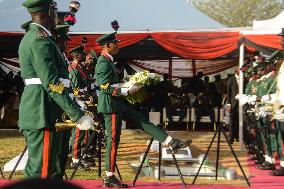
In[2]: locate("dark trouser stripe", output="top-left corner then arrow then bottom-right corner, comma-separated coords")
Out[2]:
110,113 -> 116,172
74,128 -> 80,159
41,128 -> 50,178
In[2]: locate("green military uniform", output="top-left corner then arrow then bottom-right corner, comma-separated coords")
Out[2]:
271,65 -> 284,170
19,0 -> 84,179
256,73 -> 275,165
95,32 -> 168,173
68,46 -> 89,162
52,24 -> 73,177
85,49 -> 97,78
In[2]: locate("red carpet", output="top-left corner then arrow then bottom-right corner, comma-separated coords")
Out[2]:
247,158 -> 284,189
0,157 -> 283,189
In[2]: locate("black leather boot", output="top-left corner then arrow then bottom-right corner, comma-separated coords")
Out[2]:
256,161 -> 274,170
168,138 -> 192,153
103,175 -> 128,188
269,167 -> 284,176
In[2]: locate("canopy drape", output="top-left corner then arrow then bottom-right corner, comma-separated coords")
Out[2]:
150,32 -> 240,59
68,33 -> 149,54
243,34 -> 283,50
1,30 -> 283,77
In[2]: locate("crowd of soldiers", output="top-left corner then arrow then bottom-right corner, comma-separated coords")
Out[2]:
16,1 -> 192,188
239,48 -> 284,176
6,0 -> 284,187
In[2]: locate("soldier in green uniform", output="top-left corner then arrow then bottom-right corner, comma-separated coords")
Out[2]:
68,46 -> 93,169
18,0 -> 95,179
255,30 -> 284,176
84,49 -> 98,79
95,32 -> 192,188
255,65 -> 277,170
52,24 -> 74,177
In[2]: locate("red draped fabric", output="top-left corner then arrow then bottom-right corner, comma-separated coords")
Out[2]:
244,44 -> 257,52
150,32 -> 240,59
68,33 -> 149,54
243,34 -> 284,50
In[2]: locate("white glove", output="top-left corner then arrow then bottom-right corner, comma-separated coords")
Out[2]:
59,78 -> 70,88
239,95 -> 249,105
235,94 -> 241,100
76,100 -> 87,110
259,107 -> 267,118
111,84 -> 120,88
120,87 -> 129,96
90,82 -> 96,90
76,115 -> 95,130
128,85 -> 140,94
261,95 -> 270,102
248,95 -> 257,103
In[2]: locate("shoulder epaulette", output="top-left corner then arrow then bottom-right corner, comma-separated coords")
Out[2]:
37,28 -> 49,38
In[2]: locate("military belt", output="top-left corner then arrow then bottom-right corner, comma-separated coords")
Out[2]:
25,78 -> 71,88
24,78 -> 42,85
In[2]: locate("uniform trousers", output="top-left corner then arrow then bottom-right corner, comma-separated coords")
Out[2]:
275,121 -> 284,162
69,128 -> 86,160
23,128 -> 62,179
229,106 -> 239,140
57,130 -> 71,177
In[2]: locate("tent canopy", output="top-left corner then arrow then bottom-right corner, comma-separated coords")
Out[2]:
253,10 -> 284,32
0,28 -> 283,77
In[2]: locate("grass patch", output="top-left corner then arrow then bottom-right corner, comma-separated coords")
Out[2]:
0,130 -> 249,186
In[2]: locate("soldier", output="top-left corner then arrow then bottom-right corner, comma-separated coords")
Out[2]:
84,49 -> 97,79
52,24 -> 74,177
18,0 -> 94,179
254,30 -> 284,176
95,32 -> 192,188
68,46 -> 93,169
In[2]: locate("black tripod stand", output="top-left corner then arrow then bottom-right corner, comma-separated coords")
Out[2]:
8,145 -> 27,180
132,124 -> 187,188
192,123 -> 250,186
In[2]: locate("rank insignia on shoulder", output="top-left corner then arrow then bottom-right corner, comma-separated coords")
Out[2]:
49,82 -> 65,94
37,28 -> 49,38
100,83 -> 110,90
73,87 -> 80,96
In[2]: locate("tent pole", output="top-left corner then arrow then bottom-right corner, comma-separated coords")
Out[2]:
169,57 -> 173,80
238,42 -> 245,151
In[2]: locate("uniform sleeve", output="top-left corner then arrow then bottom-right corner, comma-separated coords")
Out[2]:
95,60 -> 121,96
69,68 -> 80,89
31,37 -> 84,121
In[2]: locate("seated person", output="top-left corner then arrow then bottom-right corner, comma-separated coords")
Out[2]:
195,93 -> 215,125
166,87 -> 187,126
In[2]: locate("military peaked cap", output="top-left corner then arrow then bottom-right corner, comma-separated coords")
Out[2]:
68,45 -> 86,56
96,32 -> 120,46
23,0 -> 56,13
